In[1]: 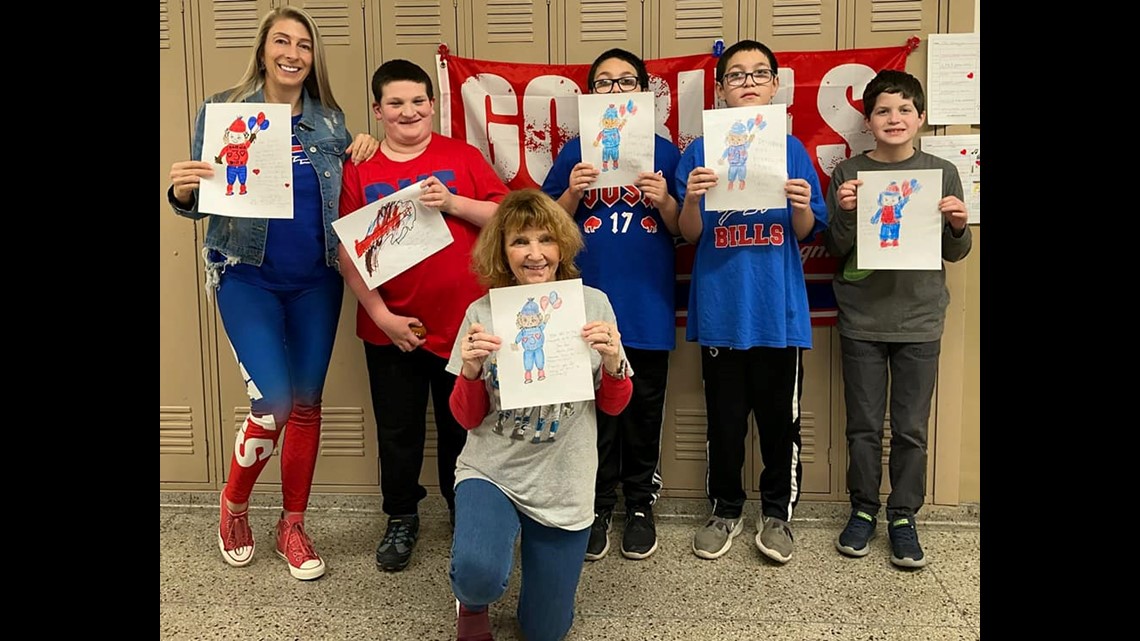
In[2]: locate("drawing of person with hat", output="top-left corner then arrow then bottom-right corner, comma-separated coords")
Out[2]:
593,101 -> 635,172
870,178 -> 919,247
718,117 -> 762,191
513,297 -> 552,384
214,113 -> 269,196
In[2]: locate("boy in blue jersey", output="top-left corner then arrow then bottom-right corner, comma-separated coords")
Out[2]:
676,39 -> 827,564
542,48 -> 681,562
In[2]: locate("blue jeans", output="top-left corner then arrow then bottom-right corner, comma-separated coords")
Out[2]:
450,479 -> 590,641
215,273 -> 342,426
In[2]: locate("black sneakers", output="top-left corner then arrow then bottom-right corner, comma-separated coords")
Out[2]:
620,506 -> 658,560
584,509 -> 613,561
836,510 -> 877,557
375,514 -> 420,572
888,517 -> 927,568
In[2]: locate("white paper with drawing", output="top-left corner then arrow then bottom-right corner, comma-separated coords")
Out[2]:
490,279 -> 594,411
577,92 -> 655,189
198,103 -> 293,219
920,134 -> 980,224
702,104 -> 787,211
332,181 -> 454,289
856,169 -> 942,270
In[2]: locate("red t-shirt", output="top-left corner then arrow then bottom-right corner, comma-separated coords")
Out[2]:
339,133 -> 509,359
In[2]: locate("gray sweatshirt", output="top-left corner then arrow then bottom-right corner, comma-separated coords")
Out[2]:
445,286 -> 629,530
823,150 -> 972,342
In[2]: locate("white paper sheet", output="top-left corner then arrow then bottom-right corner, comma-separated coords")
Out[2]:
702,104 -> 787,211
927,33 -> 980,125
857,169 -> 943,270
198,103 -> 294,218
920,134 -> 980,224
490,279 -> 595,411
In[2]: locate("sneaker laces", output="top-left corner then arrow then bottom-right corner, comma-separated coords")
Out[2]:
706,515 -> 738,533
383,518 -> 416,547
283,521 -> 318,563
891,521 -> 919,548
222,508 -> 253,550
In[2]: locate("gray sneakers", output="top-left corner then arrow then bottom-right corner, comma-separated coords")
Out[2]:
755,515 -> 794,563
692,515 -> 744,559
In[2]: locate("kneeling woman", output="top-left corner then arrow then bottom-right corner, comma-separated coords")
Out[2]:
446,189 -> 633,641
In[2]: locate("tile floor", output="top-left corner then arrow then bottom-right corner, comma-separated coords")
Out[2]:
160,493 -> 980,640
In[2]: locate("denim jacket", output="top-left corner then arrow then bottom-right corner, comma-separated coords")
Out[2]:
168,88 -> 352,290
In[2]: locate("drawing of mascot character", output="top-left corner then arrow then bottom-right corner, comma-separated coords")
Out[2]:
214,113 -> 269,196
593,100 -> 636,172
718,115 -> 764,191
870,179 -> 919,247
513,298 -> 551,384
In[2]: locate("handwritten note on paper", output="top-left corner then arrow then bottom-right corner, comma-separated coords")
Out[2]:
332,181 -> 454,289
489,279 -> 595,411
920,134 -> 980,224
198,103 -> 293,219
927,33 -> 980,125
578,92 -> 655,189
702,104 -> 787,211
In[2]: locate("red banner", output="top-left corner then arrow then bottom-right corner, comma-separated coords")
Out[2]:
436,41 -> 915,325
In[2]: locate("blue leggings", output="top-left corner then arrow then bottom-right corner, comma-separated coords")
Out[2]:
450,479 -> 590,641
215,274 -> 343,427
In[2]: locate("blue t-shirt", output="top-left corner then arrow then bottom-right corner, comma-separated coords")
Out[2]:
540,135 -> 681,350
227,113 -> 336,289
674,133 -> 827,349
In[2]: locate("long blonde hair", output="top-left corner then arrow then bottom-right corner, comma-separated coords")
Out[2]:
223,6 -> 341,111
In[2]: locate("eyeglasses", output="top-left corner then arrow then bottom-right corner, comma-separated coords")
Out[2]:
721,69 -> 776,88
592,76 -> 640,93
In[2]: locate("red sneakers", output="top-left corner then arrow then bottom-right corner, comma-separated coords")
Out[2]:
456,600 -> 493,641
217,493 -> 255,567
275,513 -> 326,580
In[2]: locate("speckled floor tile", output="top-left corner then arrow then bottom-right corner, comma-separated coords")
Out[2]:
161,499 -> 980,640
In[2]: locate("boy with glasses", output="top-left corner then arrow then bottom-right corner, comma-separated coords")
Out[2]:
541,48 -> 681,562
676,39 -> 827,564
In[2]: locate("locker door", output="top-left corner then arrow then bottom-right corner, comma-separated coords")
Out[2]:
746,0 -> 841,52
559,0 -> 646,64
852,0 -> 937,78
466,0 -> 552,62
651,0 -> 741,58
161,0 -> 213,486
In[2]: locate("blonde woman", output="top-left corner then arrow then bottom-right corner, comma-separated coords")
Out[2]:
166,6 -> 378,581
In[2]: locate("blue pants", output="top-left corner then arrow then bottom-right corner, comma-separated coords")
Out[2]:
523,347 -> 545,372
728,163 -> 747,182
226,164 -> 248,186
879,222 -> 900,242
215,273 -> 342,427
602,144 -> 619,163
450,479 -> 590,641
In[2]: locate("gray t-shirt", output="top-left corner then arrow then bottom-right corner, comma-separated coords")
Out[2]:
445,285 -> 630,531
822,150 -> 973,342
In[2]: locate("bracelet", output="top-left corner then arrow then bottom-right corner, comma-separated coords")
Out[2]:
604,359 -> 627,380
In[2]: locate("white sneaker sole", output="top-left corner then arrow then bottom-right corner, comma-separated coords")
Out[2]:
621,539 -> 658,560
277,550 -> 326,580
217,532 -> 254,567
692,520 -> 743,560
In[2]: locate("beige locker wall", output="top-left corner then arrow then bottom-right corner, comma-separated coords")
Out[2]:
160,0 -> 214,485
159,0 -> 981,508
650,0 -> 740,57
557,0 -> 646,63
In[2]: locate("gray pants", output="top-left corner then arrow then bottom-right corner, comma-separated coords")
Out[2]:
840,337 -> 940,521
